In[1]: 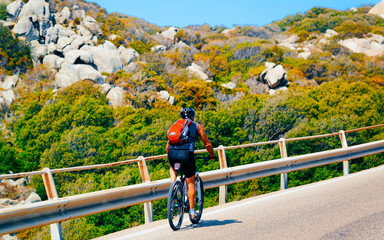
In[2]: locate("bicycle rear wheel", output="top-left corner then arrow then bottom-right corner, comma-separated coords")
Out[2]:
167,180 -> 184,230
189,176 -> 204,224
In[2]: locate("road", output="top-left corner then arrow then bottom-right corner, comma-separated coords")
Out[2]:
93,165 -> 384,240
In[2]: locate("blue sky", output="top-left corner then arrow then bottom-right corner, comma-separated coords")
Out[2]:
91,0 -> 381,28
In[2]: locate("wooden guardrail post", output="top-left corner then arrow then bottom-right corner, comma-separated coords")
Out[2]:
279,138 -> 288,190
42,168 -> 62,240
339,130 -> 349,175
137,156 -> 153,224
218,145 -> 228,205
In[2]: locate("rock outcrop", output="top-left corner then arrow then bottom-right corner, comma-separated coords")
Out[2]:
187,63 -> 209,81
260,62 -> 287,89
369,0 -> 384,18
245,78 -> 269,94
1,75 -> 18,90
11,0 -> 51,41
55,63 -> 104,88
3,1 -> 142,107
87,41 -> 123,73
160,27 -> 178,40
0,90 -> 15,106
106,86 -> 126,107
118,46 -> 139,66
0,75 -> 18,110
278,35 -> 299,50
0,75 -> 17,109
157,90 -> 174,105
0,178 -> 41,240
338,34 -> 384,57
221,82 -> 236,90
6,1 -> 105,70
151,45 -> 166,53
0,178 -> 41,208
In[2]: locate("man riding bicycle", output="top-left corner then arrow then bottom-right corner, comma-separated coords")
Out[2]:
166,107 -> 216,219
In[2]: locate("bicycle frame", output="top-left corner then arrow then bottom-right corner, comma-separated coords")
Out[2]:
167,157 -> 205,230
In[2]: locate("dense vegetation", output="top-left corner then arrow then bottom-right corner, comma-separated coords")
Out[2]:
9,79 -> 384,239
0,25 -> 33,74
277,5 -> 384,39
0,3 -> 7,21
1,1 -> 384,239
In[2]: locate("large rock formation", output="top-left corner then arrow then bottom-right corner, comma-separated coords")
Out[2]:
88,41 -> 123,73
11,0 -> 51,41
3,1 -> 136,107
6,0 -> 23,22
55,63 -> 104,88
369,0 -> 384,18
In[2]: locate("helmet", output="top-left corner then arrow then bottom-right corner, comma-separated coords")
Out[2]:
180,107 -> 195,119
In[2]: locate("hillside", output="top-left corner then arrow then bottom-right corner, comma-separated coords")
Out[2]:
1,0 -> 384,239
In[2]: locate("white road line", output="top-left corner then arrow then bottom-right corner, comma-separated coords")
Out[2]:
107,166 -> 384,240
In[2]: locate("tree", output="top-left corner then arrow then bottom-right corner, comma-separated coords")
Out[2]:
0,138 -> 20,174
174,80 -> 217,110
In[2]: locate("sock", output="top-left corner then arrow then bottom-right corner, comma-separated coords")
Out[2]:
189,209 -> 195,214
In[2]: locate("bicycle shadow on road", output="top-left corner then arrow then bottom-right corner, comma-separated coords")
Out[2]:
182,219 -> 242,230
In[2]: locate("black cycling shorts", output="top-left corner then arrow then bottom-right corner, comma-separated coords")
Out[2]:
168,149 -> 195,178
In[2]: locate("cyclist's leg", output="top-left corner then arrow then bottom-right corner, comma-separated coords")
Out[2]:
186,175 -> 195,209
169,166 -> 177,182
184,151 -> 196,209
168,150 -> 180,183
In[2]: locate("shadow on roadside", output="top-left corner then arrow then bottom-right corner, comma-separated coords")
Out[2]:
182,219 -> 242,230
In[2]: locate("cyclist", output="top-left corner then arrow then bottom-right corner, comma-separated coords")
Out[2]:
166,107 -> 216,219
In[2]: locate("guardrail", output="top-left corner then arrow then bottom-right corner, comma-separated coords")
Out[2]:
0,124 -> 384,239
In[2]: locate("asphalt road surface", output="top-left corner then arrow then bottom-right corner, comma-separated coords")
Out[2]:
94,165 -> 384,240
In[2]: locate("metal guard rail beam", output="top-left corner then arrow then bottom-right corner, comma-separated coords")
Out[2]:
1,139 -> 384,235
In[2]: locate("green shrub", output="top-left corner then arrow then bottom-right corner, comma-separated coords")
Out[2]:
0,25 -> 33,73
0,3 -> 7,21
334,20 -> 372,39
129,40 -> 151,54
174,80 -> 217,110
0,138 -> 21,174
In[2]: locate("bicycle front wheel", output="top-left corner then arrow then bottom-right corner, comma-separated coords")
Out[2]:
167,180 -> 184,230
189,176 -> 204,224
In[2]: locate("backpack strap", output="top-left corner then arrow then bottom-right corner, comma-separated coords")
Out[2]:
180,119 -> 192,140
188,122 -> 198,140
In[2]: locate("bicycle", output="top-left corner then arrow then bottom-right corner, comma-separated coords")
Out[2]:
167,156 -> 207,231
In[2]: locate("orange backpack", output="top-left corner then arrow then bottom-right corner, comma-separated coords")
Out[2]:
168,119 -> 192,145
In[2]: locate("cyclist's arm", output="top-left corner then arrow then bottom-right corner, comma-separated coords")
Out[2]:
166,141 -> 170,154
197,124 -> 216,159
